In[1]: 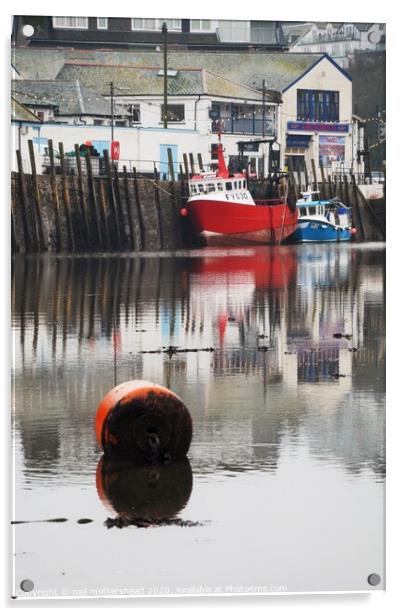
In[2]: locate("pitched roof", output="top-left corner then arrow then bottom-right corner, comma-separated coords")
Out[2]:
11,97 -> 42,122
11,79 -> 128,117
55,52 -> 325,95
55,63 -> 279,102
282,23 -> 313,39
13,48 -> 348,94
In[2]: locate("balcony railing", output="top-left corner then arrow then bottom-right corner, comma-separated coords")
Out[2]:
212,117 -> 275,136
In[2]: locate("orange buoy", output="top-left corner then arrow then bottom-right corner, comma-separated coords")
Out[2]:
95,380 -> 192,461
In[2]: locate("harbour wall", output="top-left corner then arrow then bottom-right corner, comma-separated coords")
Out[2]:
11,141 -> 385,254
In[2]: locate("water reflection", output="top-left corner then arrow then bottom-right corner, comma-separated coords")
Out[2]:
12,245 -> 385,485
96,457 -> 193,528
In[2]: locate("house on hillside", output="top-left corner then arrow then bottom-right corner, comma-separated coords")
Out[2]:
284,22 -> 385,68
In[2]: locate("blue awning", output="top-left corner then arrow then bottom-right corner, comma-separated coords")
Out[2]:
286,134 -> 312,148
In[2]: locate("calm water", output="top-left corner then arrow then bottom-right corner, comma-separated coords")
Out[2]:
12,244 -> 385,597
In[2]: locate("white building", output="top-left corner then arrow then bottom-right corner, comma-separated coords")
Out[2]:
283,22 -> 385,69
12,49 -> 362,178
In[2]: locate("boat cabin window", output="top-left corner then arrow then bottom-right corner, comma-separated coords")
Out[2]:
225,182 -> 232,190
207,183 -> 215,193
308,207 -> 316,216
190,184 -> 197,195
198,184 -> 205,193
300,207 -> 307,216
217,182 -> 223,191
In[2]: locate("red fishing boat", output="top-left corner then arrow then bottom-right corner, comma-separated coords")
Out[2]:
180,141 -> 298,246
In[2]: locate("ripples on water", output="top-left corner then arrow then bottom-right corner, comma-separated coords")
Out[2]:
12,243 -> 385,596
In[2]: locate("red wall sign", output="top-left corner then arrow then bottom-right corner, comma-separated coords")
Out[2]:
111,141 -> 120,161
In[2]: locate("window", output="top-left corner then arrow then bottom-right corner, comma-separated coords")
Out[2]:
190,19 -> 212,32
300,207 -> 307,216
207,183 -> 215,192
94,119 -> 104,126
225,182 -> 232,190
52,16 -> 88,29
132,18 -> 156,30
131,18 -> 181,31
211,143 -> 219,159
161,104 -> 185,122
297,89 -> 339,122
218,20 -> 248,42
217,182 -> 223,191
97,17 -> 108,29
127,104 -> 141,123
198,184 -> 205,193
115,120 -> 126,127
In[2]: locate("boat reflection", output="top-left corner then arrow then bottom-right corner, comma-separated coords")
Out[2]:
96,456 -> 193,528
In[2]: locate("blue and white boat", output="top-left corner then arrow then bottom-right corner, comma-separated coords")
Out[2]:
288,191 -> 355,243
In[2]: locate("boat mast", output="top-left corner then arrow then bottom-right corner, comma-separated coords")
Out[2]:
217,133 -> 229,178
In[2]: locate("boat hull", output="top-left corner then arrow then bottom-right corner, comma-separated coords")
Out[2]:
186,198 -> 298,246
287,219 -> 352,243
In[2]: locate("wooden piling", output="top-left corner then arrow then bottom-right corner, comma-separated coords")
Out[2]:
113,164 -> 130,249
311,158 -> 318,192
48,139 -> 62,252
132,167 -> 144,251
98,179 -> 111,251
122,165 -> 135,250
28,140 -> 47,251
103,150 -> 120,249
168,148 -> 181,249
179,163 -> 187,200
319,162 -> 327,199
183,153 -> 190,180
16,149 -> 34,252
296,169 -> 302,195
327,175 -> 334,200
85,150 -> 103,250
59,142 -> 75,252
351,174 -> 365,241
74,144 -> 90,248
303,158 -> 309,191
189,153 -> 195,176
153,165 -> 164,250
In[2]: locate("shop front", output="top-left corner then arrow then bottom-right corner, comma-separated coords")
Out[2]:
285,120 -> 350,178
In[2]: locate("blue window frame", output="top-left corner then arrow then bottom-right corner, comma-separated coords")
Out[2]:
297,90 -> 339,122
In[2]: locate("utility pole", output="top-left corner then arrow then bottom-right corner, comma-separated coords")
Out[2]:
162,22 -> 168,129
262,79 -> 266,138
110,81 -> 114,142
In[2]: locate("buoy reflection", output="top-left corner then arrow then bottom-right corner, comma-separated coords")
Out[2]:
96,456 -> 193,528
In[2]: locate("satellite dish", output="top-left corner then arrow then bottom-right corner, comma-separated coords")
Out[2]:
22,24 -> 35,37
368,30 -> 381,44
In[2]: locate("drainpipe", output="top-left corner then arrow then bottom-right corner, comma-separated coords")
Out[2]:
194,95 -> 202,131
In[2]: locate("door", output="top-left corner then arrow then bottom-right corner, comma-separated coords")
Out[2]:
160,144 -> 179,180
